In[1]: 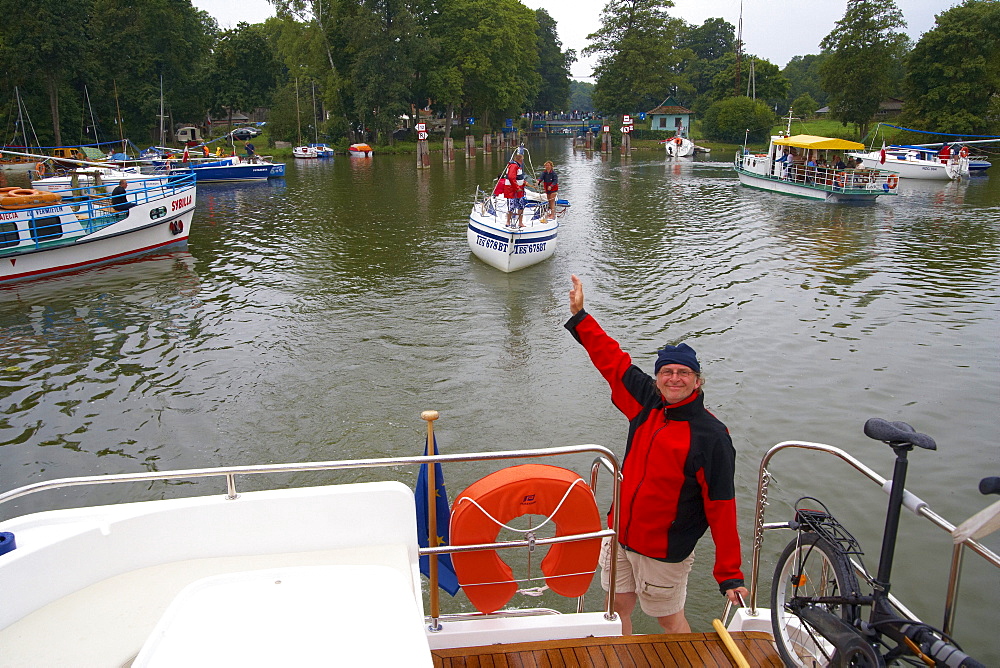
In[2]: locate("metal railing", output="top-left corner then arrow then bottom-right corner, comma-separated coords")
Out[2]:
0,442 -> 622,629
746,441 -> 999,636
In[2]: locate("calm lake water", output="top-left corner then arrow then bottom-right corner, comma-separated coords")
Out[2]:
1,140 -> 998,659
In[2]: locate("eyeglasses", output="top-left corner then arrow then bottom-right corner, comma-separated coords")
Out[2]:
658,368 -> 696,379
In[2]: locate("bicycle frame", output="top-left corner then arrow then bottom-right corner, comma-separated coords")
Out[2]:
746,441 -> 1000,637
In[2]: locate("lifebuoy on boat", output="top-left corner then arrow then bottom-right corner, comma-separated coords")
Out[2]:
0,188 -> 62,210
449,464 -> 603,614
34,162 -> 46,177
959,146 -> 969,159
674,137 -> 683,145
887,174 -> 899,189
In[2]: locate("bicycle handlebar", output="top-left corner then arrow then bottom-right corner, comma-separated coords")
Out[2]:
864,418 -> 937,450
903,624 -> 985,668
980,477 -> 1000,496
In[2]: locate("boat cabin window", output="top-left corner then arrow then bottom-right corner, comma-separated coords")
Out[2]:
30,217 -> 64,243
0,221 -> 19,248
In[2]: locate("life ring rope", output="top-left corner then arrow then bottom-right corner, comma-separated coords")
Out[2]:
454,477 -> 589,534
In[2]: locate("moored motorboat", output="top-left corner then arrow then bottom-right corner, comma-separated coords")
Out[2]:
310,143 -> 335,158
155,155 -> 285,182
293,145 -> 319,159
735,134 -> 899,202
348,143 -> 373,157
848,144 -> 969,180
0,163 -> 196,284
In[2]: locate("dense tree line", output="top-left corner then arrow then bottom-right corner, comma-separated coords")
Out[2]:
0,0 -> 995,149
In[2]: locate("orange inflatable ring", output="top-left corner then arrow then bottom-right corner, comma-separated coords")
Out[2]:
959,146 -> 969,158
674,137 -> 683,145
450,464 -> 603,614
0,188 -> 62,209
887,174 -> 899,189
35,162 -> 46,176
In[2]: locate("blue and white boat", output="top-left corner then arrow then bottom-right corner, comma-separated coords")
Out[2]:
467,187 -> 568,273
310,144 -> 335,158
158,155 -> 285,183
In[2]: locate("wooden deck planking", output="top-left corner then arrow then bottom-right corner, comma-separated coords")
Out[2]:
431,632 -> 782,667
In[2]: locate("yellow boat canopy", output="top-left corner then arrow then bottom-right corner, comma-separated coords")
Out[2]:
773,135 -> 866,151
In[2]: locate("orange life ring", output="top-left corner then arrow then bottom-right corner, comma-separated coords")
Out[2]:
674,137 -> 683,145
0,189 -> 62,209
959,146 -> 969,158
449,464 -> 603,614
887,174 -> 899,189
35,162 -> 46,176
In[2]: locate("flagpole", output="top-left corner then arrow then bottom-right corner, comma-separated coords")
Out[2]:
421,409 -> 442,630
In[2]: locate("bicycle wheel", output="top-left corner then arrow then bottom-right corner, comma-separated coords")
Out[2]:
771,532 -> 863,667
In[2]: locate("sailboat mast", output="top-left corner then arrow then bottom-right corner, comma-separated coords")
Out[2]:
734,0 -> 743,97
295,77 -> 301,145
159,75 -> 165,147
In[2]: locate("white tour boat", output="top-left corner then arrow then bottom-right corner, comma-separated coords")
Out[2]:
735,134 -> 900,202
0,154 -> 196,284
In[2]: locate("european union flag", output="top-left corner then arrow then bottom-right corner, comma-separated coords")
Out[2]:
415,435 -> 460,596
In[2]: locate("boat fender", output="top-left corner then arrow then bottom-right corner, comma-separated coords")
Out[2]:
449,464 -> 603,614
887,174 -> 899,189
169,220 -> 184,235
959,146 -> 969,159
0,531 -> 15,556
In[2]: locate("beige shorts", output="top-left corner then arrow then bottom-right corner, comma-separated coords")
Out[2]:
599,536 -> 695,618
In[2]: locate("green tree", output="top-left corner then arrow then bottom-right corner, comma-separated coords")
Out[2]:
901,0 -> 1000,134
211,23 -> 283,129
701,96 -> 775,143
534,8 -> 576,112
791,93 -> 819,118
569,80 -> 595,113
426,0 -> 539,132
88,0 -> 216,144
782,54 -> 829,111
820,0 -> 907,138
706,53 -> 789,108
344,0 -> 419,144
0,0 -> 92,146
677,17 -> 735,109
584,0 -> 692,116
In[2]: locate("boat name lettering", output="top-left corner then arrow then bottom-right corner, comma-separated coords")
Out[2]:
0,212 -> 18,221
171,196 -> 193,211
31,206 -> 65,216
475,235 -> 507,252
513,242 -> 546,254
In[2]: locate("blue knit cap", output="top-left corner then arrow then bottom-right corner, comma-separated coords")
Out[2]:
654,343 -> 700,374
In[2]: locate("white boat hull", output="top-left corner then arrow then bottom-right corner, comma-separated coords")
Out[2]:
664,137 -> 695,157
467,194 -> 560,272
0,180 -> 196,283
735,156 -> 896,202
851,151 -> 969,180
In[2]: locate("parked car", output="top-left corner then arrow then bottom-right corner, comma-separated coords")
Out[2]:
228,127 -> 262,140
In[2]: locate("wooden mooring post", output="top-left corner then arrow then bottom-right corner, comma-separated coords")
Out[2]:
465,135 -> 475,158
416,122 -> 430,168
482,134 -> 491,153
601,125 -> 612,153
443,137 -> 454,163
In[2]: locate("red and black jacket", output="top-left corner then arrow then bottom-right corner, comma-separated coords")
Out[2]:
566,309 -> 745,594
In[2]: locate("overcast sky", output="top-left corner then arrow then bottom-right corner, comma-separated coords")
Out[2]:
191,0 -> 953,80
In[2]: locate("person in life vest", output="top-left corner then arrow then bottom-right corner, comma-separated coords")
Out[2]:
539,160 -> 559,220
504,149 -> 527,228
565,274 -> 748,635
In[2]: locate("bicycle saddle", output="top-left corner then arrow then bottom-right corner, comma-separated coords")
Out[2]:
864,418 -> 937,450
